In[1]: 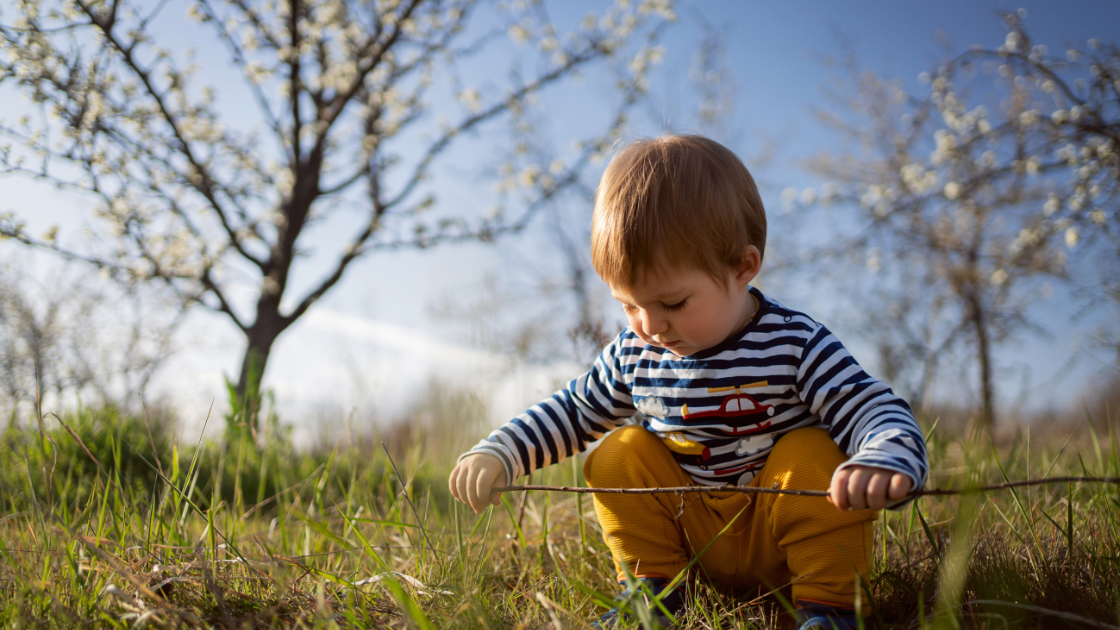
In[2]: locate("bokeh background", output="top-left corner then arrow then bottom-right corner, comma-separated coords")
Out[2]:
2,0 -> 1117,444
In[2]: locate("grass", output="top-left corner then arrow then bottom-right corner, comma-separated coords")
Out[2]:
0,394 -> 1118,629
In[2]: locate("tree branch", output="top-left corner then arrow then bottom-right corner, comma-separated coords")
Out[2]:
74,0 -> 267,270
382,41 -> 609,212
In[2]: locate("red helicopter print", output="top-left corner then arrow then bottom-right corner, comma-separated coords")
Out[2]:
681,381 -> 775,435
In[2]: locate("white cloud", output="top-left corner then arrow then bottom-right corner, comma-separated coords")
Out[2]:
635,396 -> 668,419
154,307 -> 582,444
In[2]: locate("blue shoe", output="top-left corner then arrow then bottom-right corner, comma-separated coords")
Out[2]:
796,601 -> 859,630
592,577 -> 684,629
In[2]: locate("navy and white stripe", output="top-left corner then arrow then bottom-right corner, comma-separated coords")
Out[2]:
463,287 -> 929,500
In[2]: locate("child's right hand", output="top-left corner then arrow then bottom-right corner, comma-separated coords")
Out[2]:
448,453 -> 508,514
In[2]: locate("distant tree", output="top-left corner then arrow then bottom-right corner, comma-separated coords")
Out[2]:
795,12 -> 1118,429
0,262 -> 182,417
988,15 -> 1120,369
0,0 -> 676,424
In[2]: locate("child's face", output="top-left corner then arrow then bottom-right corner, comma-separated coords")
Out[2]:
609,253 -> 759,357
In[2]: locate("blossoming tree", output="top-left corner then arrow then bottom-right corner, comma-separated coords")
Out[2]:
0,0 -> 675,421
794,12 -> 1117,427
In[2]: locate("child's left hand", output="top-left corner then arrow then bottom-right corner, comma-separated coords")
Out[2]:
828,464 -> 913,511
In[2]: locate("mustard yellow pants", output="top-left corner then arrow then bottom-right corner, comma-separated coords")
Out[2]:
583,425 -> 876,607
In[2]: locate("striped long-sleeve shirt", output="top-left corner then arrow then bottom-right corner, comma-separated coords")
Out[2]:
463,287 -> 928,497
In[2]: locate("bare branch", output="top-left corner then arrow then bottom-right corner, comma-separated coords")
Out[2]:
383,43 -> 609,213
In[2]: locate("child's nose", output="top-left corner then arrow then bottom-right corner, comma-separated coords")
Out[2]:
640,309 -> 669,336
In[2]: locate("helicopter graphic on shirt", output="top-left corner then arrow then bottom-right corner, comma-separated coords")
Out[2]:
660,381 -> 776,468
682,381 -> 775,433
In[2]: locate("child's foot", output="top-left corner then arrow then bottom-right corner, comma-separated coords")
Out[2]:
795,601 -> 859,630
592,577 -> 684,629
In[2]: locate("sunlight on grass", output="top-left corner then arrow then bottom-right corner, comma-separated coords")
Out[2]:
0,393 -> 1118,628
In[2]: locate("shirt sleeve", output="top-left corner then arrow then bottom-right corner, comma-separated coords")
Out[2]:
458,331 -> 637,484
796,323 -> 929,507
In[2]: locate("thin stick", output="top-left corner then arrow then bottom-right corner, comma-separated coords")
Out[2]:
49,412 -> 125,495
380,442 -> 439,560
239,463 -> 326,521
492,476 -> 1120,499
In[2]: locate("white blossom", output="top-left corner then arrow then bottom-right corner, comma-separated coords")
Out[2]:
518,165 -> 540,187
458,89 -> 481,113
1043,194 -> 1060,216
780,187 -> 798,213
819,182 -> 838,204
1004,32 -> 1019,52
866,248 -> 880,272
507,24 -> 528,43
1018,109 -> 1040,127
1064,226 -> 1079,248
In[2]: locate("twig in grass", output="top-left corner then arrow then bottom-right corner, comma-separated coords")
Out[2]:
492,476 -> 1120,499
239,463 -> 326,521
33,367 -> 52,498
536,591 -> 595,630
963,600 -> 1120,629
49,412 -> 126,495
380,442 -> 439,562
201,563 -> 232,622
78,537 -> 168,607
744,573 -> 809,606
140,399 -> 165,478
516,472 -> 532,534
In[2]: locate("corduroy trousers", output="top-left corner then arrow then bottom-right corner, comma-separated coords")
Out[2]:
583,425 -> 876,607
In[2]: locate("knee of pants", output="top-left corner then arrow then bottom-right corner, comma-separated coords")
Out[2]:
767,427 -> 848,479
583,425 -> 663,485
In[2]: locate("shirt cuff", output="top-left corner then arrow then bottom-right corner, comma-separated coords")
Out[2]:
458,444 -> 517,487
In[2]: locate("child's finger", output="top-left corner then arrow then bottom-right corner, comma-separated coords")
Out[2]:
448,465 -> 463,504
489,471 -> 506,506
888,473 -> 912,500
464,465 -> 484,513
829,468 -> 851,511
845,467 -> 871,510
471,466 -> 496,514
864,471 -> 891,511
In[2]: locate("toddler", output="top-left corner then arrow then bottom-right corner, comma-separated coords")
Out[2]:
449,135 -> 928,629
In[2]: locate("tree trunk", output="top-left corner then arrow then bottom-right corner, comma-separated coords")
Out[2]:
966,292 -> 996,431
234,315 -> 285,430
233,181 -> 316,413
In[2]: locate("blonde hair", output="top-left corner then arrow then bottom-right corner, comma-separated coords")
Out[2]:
591,135 -> 767,288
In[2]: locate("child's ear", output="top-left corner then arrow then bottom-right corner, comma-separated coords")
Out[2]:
734,246 -> 762,287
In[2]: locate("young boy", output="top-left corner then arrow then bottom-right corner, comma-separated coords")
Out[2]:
449,135 -> 928,629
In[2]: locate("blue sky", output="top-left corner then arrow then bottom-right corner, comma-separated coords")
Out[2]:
3,0 -> 1118,432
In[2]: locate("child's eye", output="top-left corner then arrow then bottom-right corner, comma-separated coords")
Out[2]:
621,303 -> 638,314
663,300 -> 687,312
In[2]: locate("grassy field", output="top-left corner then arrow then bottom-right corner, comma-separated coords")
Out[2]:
1,394 -> 1118,629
